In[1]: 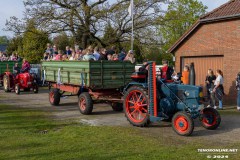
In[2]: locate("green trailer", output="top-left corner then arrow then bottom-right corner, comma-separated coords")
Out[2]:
0,61 -> 22,86
42,61 -> 135,114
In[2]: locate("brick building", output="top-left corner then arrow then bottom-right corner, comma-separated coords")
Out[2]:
168,0 -> 240,103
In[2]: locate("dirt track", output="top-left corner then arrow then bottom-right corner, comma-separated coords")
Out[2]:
1,87 -> 240,147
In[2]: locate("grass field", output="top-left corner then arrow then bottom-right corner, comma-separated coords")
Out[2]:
0,104 -> 239,160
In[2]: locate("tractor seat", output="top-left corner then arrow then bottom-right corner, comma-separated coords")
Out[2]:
131,72 -> 147,82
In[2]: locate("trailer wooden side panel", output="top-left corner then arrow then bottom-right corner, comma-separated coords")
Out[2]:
42,61 -> 135,90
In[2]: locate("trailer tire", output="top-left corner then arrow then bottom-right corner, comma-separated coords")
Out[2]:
123,86 -> 149,127
78,92 -> 93,115
200,108 -> 221,130
172,111 -> 194,136
111,102 -> 123,112
49,89 -> 61,106
3,75 -> 11,92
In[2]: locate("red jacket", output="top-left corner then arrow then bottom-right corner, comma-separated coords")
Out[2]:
21,61 -> 31,73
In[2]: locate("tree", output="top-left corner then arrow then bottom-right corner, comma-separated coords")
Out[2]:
160,0 -> 207,51
6,36 -> 23,55
53,32 -> 72,51
21,20 -> 50,63
6,0 -> 167,48
0,36 -> 9,45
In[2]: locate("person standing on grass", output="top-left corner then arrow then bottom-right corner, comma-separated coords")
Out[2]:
236,72 -> 240,111
212,69 -> 224,110
205,69 -> 216,107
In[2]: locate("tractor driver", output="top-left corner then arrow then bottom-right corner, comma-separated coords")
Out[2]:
21,59 -> 31,73
138,60 -> 148,76
13,63 -> 20,75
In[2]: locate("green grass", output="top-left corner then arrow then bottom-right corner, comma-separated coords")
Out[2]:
0,104 -> 239,160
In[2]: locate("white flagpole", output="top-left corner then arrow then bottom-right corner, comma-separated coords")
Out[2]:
128,0 -> 134,51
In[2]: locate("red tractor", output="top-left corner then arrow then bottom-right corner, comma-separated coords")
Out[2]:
3,71 -> 38,94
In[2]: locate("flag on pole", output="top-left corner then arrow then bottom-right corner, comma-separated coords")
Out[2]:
128,0 -> 134,17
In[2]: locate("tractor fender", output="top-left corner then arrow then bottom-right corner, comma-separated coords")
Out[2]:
123,82 -> 148,94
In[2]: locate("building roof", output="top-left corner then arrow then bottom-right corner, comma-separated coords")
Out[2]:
0,44 -> 7,52
168,0 -> 240,53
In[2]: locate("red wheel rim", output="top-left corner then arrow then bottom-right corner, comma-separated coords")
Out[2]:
174,116 -> 189,134
49,92 -> 54,103
202,111 -> 217,127
125,90 -> 148,123
79,97 -> 86,111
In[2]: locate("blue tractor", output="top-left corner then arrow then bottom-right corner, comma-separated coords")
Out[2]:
123,62 -> 221,136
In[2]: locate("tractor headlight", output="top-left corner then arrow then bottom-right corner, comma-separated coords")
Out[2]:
184,91 -> 190,97
199,92 -> 203,98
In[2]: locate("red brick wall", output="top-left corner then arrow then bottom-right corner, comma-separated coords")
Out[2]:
174,19 -> 240,103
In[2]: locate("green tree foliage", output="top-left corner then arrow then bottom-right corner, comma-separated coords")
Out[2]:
160,0 -> 207,51
6,36 -> 23,55
0,36 -> 9,45
53,32 -> 72,51
21,21 -> 49,63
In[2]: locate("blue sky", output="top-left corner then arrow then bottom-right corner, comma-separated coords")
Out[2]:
0,0 -> 229,37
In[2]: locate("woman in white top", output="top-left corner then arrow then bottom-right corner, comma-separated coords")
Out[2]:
213,69 -> 224,110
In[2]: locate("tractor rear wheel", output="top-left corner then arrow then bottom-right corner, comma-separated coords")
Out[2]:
3,75 -> 11,92
15,84 -> 20,95
49,89 -> 61,106
200,108 -> 221,130
172,111 -> 194,136
111,102 -> 123,112
123,86 -> 149,127
78,92 -> 93,115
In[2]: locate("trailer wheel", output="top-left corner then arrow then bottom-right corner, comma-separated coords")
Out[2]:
111,102 -> 123,112
33,83 -> 39,94
15,84 -> 20,95
3,75 -> 11,92
78,92 -> 93,115
172,111 -> 194,136
123,86 -> 149,127
200,108 -> 221,130
49,89 -> 61,106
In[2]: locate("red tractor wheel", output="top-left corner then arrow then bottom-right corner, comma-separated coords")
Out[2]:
15,84 -> 20,95
49,89 -> 61,106
200,108 -> 221,130
123,86 -> 149,127
3,75 -> 11,92
78,92 -> 93,115
172,111 -> 194,136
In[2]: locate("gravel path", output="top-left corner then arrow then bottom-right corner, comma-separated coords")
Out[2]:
1,87 -> 240,146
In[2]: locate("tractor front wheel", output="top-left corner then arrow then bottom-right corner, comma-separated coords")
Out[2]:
3,75 -> 11,92
78,92 -> 93,115
172,111 -> 194,136
123,86 -> 149,127
111,102 -> 123,112
49,89 -> 61,106
200,108 -> 221,130
15,84 -> 20,95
